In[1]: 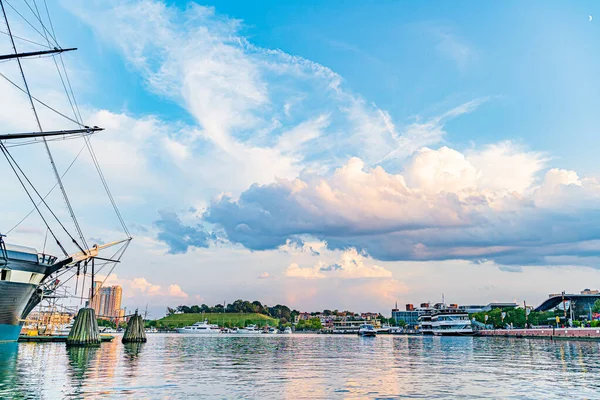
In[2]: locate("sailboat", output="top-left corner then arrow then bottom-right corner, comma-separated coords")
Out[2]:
0,0 -> 131,342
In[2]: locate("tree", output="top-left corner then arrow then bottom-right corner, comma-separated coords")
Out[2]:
190,305 -> 201,314
166,307 -> 176,316
592,299 -> 600,314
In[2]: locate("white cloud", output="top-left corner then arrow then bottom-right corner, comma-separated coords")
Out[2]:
285,248 -> 393,279
205,143 -> 600,265
101,274 -> 187,299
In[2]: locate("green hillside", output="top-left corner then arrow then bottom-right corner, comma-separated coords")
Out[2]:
156,313 -> 279,328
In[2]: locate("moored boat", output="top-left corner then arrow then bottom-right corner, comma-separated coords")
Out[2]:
431,309 -> 474,336
236,324 -> 261,334
358,324 -> 377,337
176,320 -> 220,334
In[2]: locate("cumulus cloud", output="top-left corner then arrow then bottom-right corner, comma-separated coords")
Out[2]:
203,144 -> 600,265
285,248 -> 393,279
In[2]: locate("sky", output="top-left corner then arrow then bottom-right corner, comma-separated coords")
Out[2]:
1,0 -> 600,318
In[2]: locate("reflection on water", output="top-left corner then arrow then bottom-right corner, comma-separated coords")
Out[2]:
67,346 -> 99,398
1,335 -> 600,398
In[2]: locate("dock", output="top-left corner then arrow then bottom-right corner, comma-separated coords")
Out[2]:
479,327 -> 600,340
18,334 -> 115,343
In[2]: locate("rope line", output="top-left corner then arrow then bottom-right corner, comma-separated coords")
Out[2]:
0,142 -> 66,255
6,143 -> 87,235
0,0 -> 88,252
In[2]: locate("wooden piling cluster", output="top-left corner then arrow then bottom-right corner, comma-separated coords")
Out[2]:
66,308 -> 101,346
122,312 -> 147,343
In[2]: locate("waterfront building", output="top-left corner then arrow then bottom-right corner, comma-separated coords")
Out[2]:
332,318 -> 381,333
392,304 -> 420,329
360,312 -> 379,320
295,312 -> 311,323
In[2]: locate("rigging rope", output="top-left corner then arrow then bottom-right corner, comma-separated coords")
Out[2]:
5,142 -> 87,235
41,0 -> 131,239
0,145 -> 93,255
0,29 -> 50,48
1,0 -> 89,252
2,0 -> 54,47
0,142 -> 67,256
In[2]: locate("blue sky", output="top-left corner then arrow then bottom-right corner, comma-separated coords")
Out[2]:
2,0 -> 600,316
62,0 -> 600,174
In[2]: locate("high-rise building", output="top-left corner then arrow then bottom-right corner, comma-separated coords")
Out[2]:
90,283 -> 123,321
89,281 -> 103,315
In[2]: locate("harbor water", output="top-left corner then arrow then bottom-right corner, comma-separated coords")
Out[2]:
1,334 -> 600,399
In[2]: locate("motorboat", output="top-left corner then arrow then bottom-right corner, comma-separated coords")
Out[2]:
283,327 -> 293,334
267,327 -> 278,334
236,324 -> 261,334
176,320 -> 220,334
358,324 -> 377,337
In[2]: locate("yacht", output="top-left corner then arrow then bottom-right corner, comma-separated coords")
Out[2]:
267,327 -> 278,334
431,309 -> 474,336
358,324 -> 377,337
176,320 -> 220,334
282,327 -> 293,334
236,324 -> 261,334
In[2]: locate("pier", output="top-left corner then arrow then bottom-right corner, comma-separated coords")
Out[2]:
479,327 -> 600,340
18,335 -> 115,343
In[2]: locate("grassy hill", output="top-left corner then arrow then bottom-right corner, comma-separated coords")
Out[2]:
156,313 -> 279,328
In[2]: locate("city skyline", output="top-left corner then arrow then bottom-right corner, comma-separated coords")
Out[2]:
2,0 -> 600,317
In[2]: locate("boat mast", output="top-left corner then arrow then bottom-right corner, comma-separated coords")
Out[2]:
0,0 -> 88,253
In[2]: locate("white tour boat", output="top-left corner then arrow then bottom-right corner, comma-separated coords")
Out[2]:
431,309 -> 474,336
176,320 -> 221,334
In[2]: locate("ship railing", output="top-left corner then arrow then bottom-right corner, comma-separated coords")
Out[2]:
38,253 -> 58,265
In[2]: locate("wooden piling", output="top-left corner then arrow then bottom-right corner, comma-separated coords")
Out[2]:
66,308 -> 101,346
122,312 -> 147,343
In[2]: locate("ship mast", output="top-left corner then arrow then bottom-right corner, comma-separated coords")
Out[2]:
0,0 -> 90,255
0,0 -> 131,310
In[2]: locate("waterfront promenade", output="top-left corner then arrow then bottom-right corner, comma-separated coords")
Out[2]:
480,327 -> 600,340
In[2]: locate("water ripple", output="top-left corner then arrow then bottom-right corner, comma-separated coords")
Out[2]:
1,335 -> 599,398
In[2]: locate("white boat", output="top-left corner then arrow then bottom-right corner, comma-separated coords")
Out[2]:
282,327 -> 293,334
52,321 -> 74,336
100,327 -> 117,334
236,324 -> 261,334
358,324 -> 377,337
267,327 -> 278,334
431,309 -> 474,336
176,320 -> 220,334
